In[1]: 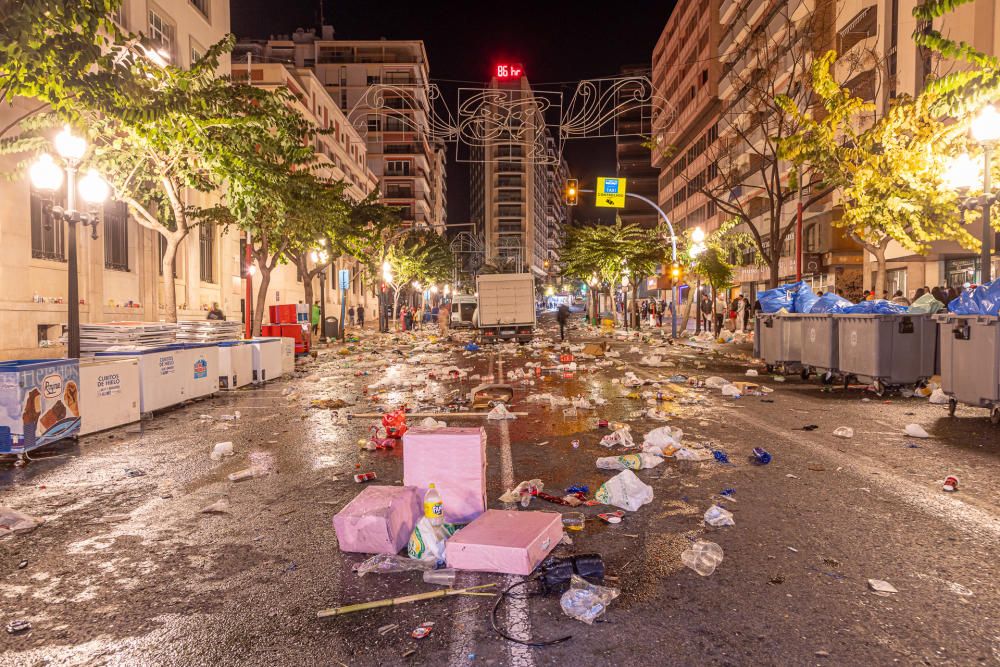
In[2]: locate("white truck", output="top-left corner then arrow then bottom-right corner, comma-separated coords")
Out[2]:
475,273 -> 536,343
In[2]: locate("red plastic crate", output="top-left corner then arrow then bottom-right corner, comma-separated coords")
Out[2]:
269,304 -> 298,324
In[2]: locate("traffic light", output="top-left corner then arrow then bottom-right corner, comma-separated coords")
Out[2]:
565,179 -> 578,206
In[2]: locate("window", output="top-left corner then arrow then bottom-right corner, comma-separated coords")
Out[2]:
367,75 -> 381,85
190,0 -> 209,18
340,90 -> 348,110
30,186 -> 66,261
112,3 -> 126,26
103,201 -> 129,271
199,223 -> 215,283
394,204 -> 414,220
190,39 -> 204,65
386,160 -> 410,176
367,117 -> 381,132
148,9 -> 175,58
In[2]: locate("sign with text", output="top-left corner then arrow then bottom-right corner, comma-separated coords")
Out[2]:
595,177 -> 627,208
338,269 -> 350,290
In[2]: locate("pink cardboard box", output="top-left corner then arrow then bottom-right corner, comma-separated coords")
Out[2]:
446,510 -> 563,575
333,485 -> 422,554
403,427 -> 486,524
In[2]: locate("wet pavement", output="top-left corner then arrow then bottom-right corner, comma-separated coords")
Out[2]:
2,314 -> 999,666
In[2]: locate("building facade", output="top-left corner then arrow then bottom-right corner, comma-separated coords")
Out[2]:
616,65 -> 661,229
469,75 -> 571,278
234,29 -> 446,233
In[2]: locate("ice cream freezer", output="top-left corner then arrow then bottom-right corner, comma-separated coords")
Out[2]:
249,337 -> 282,383
279,337 -> 295,374
181,343 -> 219,400
79,357 -> 140,435
217,341 -> 252,390
95,345 -> 185,413
0,359 -> 81,454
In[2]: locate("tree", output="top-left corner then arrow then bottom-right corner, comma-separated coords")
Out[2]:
778,51 -> 970,295
382,229 -> 454,329
342,196 -> 409,332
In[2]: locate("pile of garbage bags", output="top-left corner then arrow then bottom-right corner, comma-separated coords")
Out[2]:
757,280 -> 818,313
948,279 -> 1000,316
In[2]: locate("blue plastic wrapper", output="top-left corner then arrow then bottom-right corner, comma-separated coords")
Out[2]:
974,279 -> 1000,316
841,299 -> 909,315
809,292 -> 853,313
948,288 -> 979,315
757,280 -> 818,313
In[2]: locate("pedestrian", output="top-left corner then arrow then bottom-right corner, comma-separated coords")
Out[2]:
348,305 -> 355,327
891,290 -> 910,306
881,290 -> 889,300
913,287 -> 926,300
931,286 -> 947,305
311,300 -> 320,336
356,304 -> 365,329
734,294 -> 747,332
207,302 -> 225,320
740,294 -> 751,331
657,300 -> 664,327
404,306 -> 414,332
700,295 -> 712,331
557,303 -> 570,341
836,288 -> 845,297
439,302 -> 450,336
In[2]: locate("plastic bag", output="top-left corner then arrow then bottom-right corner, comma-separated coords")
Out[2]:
704,376 -> 729,389
356,553 -> 435,576
595,453 -> 664,471
594,469 -> 654,511
975,279 -> 1000,316
908,292 -> 944,315
809,292 -> 853,313
757,285 -> 794,313
499,479 -> 543,506
793,282 -> 819,314
721,384 -> 741,397
842,299 -> 908,314
929,388 -> 949,404
487,404 -> 516,420
643,425 -> 683,449
407,517 -> 458,564
704,504 -> 735,527
948,288 -> 979,315
600,426 -> 635,449
673,447 -> 713,461
559,574 -> 620,624
833,426 -> 854,439
681,540 -> 724,576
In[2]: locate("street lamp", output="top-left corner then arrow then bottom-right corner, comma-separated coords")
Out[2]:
29,125 -> 110,358
947,105 -> 1000,283
691,226 -> 706,243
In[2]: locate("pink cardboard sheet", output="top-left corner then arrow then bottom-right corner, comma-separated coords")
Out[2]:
333,485 -> 422,554
446,510 -> 563,575
403,427 -> 486,524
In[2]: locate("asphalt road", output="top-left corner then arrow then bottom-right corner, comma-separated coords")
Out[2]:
2,314 -> 999,666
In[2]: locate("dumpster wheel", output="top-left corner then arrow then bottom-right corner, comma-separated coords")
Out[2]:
948,398 -> 958,417
821,371 -> 835,385
991,407 -> 1000,425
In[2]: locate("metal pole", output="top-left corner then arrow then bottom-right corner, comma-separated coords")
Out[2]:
245,233 -> 253,339
318,271 -> 327,342
671,284 -> 678,338
983,144 -> 993,283
340,285 -> 347,342
796,166 -> 803,281
65,166 -> 80,359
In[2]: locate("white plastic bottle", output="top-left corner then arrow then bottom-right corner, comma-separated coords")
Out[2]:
424,483 -> 444,527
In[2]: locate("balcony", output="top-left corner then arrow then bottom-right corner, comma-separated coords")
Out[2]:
496,162 -> 525,174
497,205 -> 525,217
720,0 -> 741,24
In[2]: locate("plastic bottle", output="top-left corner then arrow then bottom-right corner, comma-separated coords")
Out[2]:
422,568 -> 457,586
424,483 -> 444,527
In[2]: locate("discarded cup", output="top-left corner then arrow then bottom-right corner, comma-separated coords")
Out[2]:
562,512 -> 586,531
411,622 -> 435,639
571,439 -> 580,449
681,540 -> 724,576
354,472 -> 378,483
597,511 -> 624,524
423,568 -> 457,586
943,475 -> 959,492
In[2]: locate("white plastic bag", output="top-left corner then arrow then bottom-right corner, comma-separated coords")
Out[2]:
704,504 -> 735,527
487,404 -> 517,420
559,574 -> 620,624
704,376 -> 729,389
833,426 -> 854,439
928,388 -> 949,405
600,426 -> 635,449
643,425 -> 683,449
595,469 -> 654,511
721,384 -> 741,397
673,447 -> 713,461
418,417 -> 447,429
407,517 -> 457,565
595,453 -> 664,471
210,441 -> 234,460
905,423 -> 930,438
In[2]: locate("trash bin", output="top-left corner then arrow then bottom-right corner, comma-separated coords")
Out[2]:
935,313 -> 1000,424
835,313 -> 937,395
324,316 -> 340,340
798,313 -> 838,382
754,313 -> 803,373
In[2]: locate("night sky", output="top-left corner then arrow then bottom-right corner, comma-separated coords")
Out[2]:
231,0 -> 675,226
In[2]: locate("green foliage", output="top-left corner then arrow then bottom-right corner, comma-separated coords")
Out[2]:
560,219 -> 668,289
778,50 -> 975,257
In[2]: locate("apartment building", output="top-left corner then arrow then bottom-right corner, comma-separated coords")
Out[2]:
469,74 -> 571,278
616,65 -> 660,229
234,28 -> 446,233
230,59 -> 380,326
0,0 -> 238,359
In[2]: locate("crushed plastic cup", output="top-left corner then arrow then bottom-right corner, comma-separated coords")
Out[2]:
423,568 -> 457,586
210,441 -> 234,460
704,504 -> 735,527
559,574 -> 620,624
562,512 -> 586,531
833,426 -> 854,439
681,539 -> 724,576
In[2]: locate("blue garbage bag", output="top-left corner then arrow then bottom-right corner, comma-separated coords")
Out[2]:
842,299 -> 909,314
809,293 -> 853,313
948,288 -> 979,315
793,282 -> 819,314
757,280 -> 815,313
973,278 -> 1000,316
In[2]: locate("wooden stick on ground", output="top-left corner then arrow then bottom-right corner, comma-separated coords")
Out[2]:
348,412 -> 528,418
316,583 -> 497,618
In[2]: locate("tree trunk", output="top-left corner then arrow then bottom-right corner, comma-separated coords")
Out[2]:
711,286 -> 718,336
768,254 -> 780,289
680,288 -> 696,333
872,246 -> 887,297
160,236 -> 181,323
392,287 -> 401,331
252,266 -> 272,337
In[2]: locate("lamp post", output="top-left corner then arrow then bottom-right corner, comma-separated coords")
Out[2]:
945,105 -> 1000,283
311,248 -> 329,341
29,126 -> 110,358
381,260 -> 393,333
690,227 -> 706,333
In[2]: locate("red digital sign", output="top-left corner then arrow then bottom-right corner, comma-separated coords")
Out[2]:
495,63 -> 524,80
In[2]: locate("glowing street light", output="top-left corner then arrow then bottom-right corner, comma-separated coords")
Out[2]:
28,154 -> 63,192
971,104 -> 1000,144
430,285 -> 439,294
943,153 -> 979,191
382,260 -> 393,283
691,226 -> 706,243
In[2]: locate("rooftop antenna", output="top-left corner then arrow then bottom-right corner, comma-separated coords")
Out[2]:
318,0 -> 324,27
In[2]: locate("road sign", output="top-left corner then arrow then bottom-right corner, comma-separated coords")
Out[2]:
338,269 -> 350,290
595,177 -> 627,208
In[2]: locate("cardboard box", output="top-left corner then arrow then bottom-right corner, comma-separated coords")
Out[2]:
403,427 -> 486,524
333,485 -> 422,554
446,510 -> 563,575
